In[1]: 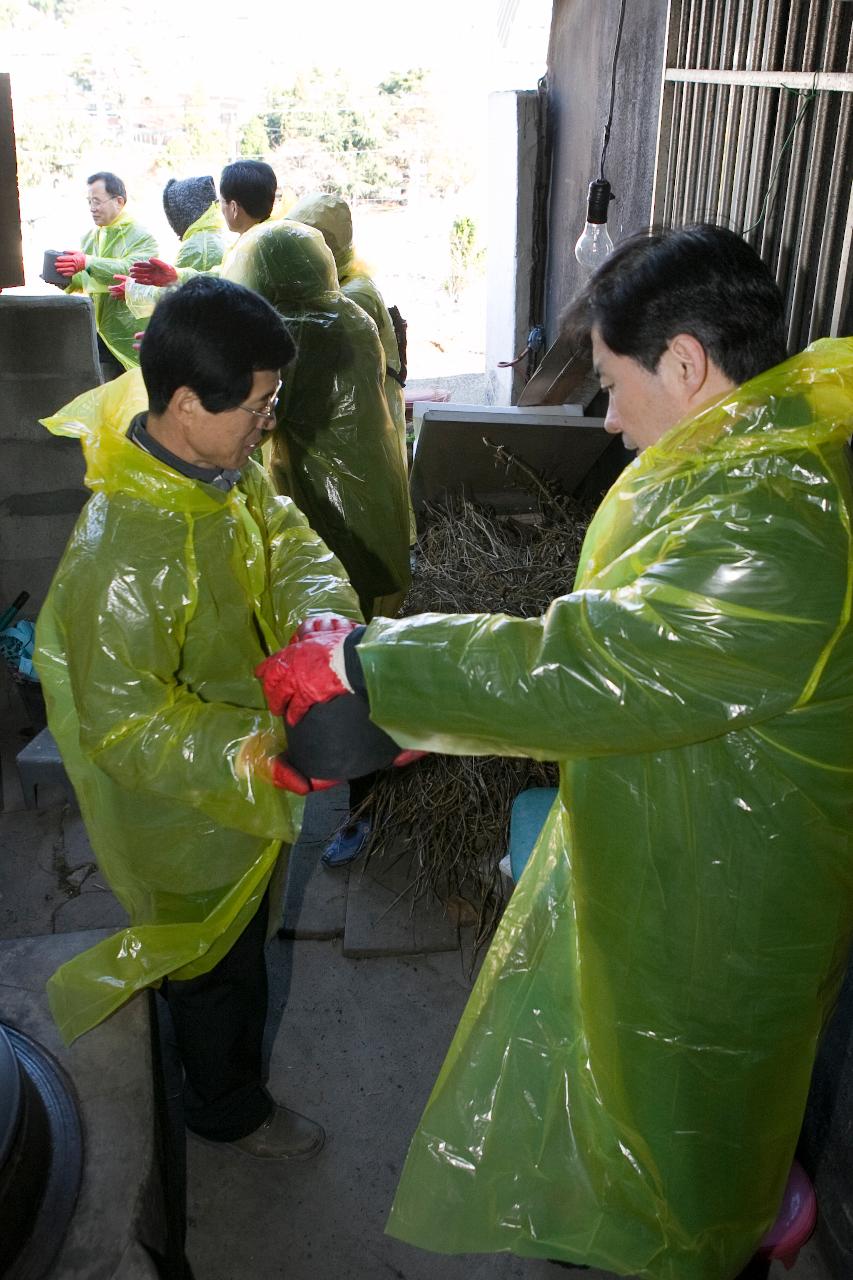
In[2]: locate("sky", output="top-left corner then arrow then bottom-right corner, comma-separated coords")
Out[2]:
4,0 -> 553,108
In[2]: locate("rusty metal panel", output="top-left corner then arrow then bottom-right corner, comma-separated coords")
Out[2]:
652,0 -> 852,344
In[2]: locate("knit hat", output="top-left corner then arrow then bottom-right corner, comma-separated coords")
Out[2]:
163,175 -> 218,239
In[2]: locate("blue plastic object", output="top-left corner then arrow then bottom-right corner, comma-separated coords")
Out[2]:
508,787 -> 558,882
322,819 -> 371,868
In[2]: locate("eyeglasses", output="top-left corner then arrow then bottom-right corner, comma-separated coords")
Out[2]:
86,198 -> 115,209
238,395 -> 280,424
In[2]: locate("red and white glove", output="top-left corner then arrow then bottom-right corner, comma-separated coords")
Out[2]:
129,257 -> 178,286
109,274 -> 129,299
55,251 -> 87,277
255,614 -> 359,726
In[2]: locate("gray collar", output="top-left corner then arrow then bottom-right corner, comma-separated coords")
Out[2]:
128,413 -> 241,492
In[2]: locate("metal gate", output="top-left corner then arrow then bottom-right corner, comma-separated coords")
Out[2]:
652,1 -> 853,348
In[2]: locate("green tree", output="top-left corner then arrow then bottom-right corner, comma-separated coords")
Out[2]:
443,215 -> 485,302
239,116 -> 269,160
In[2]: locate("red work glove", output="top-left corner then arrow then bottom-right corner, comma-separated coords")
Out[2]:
132,330 -> 145,351
109,274 -> 129,299
129,258 -> 178,286
270,757 -> 343,796
54,251 -> 87,277
255,615 -> 359,726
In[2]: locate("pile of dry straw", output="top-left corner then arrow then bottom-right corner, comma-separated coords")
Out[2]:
358,448 -> 596,952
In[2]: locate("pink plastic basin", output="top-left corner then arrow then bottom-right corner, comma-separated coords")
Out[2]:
757,1160 -> 817,1269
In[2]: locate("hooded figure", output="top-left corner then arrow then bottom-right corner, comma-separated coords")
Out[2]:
287,193 -> 409,497
124,176 -> 226,320
225,219 -> 411,619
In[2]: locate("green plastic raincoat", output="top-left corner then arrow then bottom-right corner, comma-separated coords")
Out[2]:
65,209 -> 158,370
125,201 -> 226,320
287,193 -> 407,448
363,339 -> 853,1279
225,219 -> 411,619
35,369 -> 361,1045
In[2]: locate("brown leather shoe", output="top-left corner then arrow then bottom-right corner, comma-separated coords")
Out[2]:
228,1106 -> 325,1161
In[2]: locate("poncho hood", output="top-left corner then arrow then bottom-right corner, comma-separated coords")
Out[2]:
225,219 -> 339,306
287,191 -> 354,278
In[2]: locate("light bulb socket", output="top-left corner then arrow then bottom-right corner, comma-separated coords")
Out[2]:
586,179 -> 615,225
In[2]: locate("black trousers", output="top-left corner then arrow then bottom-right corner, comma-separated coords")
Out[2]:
161,896 -> 273,1142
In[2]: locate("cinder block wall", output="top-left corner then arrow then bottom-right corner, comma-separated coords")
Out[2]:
0,294 -> 101,619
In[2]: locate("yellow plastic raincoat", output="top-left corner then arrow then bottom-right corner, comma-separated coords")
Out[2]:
125,201 -> 226,320
225,219 -> 411,619
65,209 -> 158,370
35,370 -> 361,1045
364,339 -> 853,1279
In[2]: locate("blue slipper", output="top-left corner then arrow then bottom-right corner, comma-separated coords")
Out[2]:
322,819 -> 371,868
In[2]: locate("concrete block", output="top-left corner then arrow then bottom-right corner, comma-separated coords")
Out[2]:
0,553 -> 73,616
0,376 -> 99,442
343,839 -> 473,959
0,493 -> 86,561
0,294 -> 99,380
0,437 -> 86,497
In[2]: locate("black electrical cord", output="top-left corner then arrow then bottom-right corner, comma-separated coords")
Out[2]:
599,0 -> 628,180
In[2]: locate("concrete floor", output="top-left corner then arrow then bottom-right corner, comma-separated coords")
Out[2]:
0,675 -> 836,1279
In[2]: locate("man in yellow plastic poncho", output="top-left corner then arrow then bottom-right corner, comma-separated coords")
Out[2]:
54,171 -> 158,378
252,226 -> 853,1277
128,160 -> 278,292
113,175 -> 226,320
35,275 -> 362,1160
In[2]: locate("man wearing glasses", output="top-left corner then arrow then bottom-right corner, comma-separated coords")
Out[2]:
53,171 -> 157,380
36,275 -> 362,1160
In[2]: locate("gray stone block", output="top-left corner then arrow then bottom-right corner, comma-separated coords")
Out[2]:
0,552 -> 72,616
0,437 -> 86,497
0,497 -> 86,561
344,839 -> 474,959
0,294 -> 100,381
0,377 -> 99,442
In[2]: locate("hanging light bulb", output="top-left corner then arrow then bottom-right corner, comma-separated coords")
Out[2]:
574,179 -> 615,272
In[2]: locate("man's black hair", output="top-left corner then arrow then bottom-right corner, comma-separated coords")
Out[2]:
219,161 -> 277,221
140,275 -> 294,415
87,171 -> 127,201
561,224 -> 788,387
